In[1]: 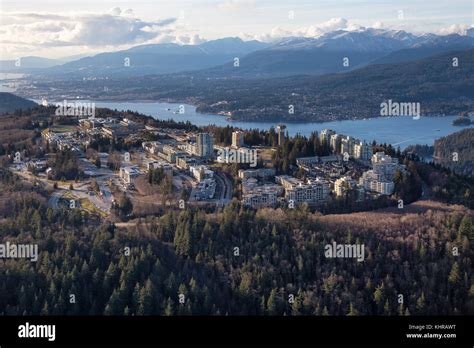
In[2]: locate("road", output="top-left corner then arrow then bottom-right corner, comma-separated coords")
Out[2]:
79,154 -> 115,213
214,172 -> 232,205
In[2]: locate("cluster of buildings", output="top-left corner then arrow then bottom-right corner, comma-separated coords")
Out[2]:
320,129 -> 373,162
240,128 -> 405,208
240,168 -> 280,208
189,165 -> 216,200
276,175 -> 330,206
147,160 -> 173,176
42,114 -> 406,210
359,152 -> 405,195
79,117 -> 145,139
42,130 -> 81,153
183,133 -> 214,158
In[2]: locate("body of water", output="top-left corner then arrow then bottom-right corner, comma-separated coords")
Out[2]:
0,73 -> 25,92
55,100 -> 472,149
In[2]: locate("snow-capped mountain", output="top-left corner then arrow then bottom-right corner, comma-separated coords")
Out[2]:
12,28 -> 474,79
198,28 -> 474,77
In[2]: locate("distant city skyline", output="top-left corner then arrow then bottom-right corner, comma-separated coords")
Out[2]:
1,0 -> 473,59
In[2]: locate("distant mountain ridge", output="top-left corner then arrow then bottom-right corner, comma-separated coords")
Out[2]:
36,48 -> 472,123
35,37 -> 269,78
197,29 -> 474,77
5,28 -> 474,78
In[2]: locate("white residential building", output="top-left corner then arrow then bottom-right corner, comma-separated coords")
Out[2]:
242,189 -> 278,208
330,134 -> 343,154
296,156 -> 320,167
120,166 -> 140,184
320,129 -> 335,146
194,178 -> 216,200
340,136 -> 356,157
276,124 -> 286,145
190,165 -> 214,182
195,133 -> 214,157
334,176 -> 356,197
232,131 -> 245,148
354,141 -> 373,161
147,161 -> 172,176
277,175 -> 330,204
238,168 -> 276,180
358,152 -> 403,195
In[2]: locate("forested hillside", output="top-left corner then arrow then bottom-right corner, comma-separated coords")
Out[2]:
434,128 -> 474,177
0,169 -> 472,316
0,93 -> 36,113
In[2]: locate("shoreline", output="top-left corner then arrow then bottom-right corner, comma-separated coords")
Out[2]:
66,98 -> 461,125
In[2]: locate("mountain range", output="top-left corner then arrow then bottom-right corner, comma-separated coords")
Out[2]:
23,48 -> 471,123
5,38 -> 268,78
2,28 -> 473,78
199,29 -> 474,77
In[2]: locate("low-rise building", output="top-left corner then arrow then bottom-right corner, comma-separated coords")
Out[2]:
176,156 -> 197,170
147,161 -> 172,176
242,188 -> 278,208
27,159 -> 48,172
101,124 -> 132,139
296,156 -> 320,167
119,166 -> 140,184
157,145 -> 186,163
190,165 -> 214,182
194,178 -> 216,200
276,175 -> 330,205
142,141 -> 163,155
238,168 -> 275,180
320,155 -> 340,163
334,176 -> 357,197
79,117 -> 118,130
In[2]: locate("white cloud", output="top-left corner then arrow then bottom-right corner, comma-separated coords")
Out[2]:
246,17 -> 365,42
0,8 -> 186,58
437,23 -> 473,35
110,7 -> 122,16
372,21 -> 384,29
176,34 -> 207,45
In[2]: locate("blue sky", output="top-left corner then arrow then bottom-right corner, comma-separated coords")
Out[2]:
1,0 -> 472,59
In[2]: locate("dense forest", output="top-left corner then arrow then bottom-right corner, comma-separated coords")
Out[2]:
434,128 -> 474,177
0,165 -> 472,315
47,149 -> 82,181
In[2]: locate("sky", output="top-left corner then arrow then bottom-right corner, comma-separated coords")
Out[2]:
0,0 -> 473,59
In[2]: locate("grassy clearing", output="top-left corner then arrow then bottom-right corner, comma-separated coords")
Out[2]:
50,125 -> 78,133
